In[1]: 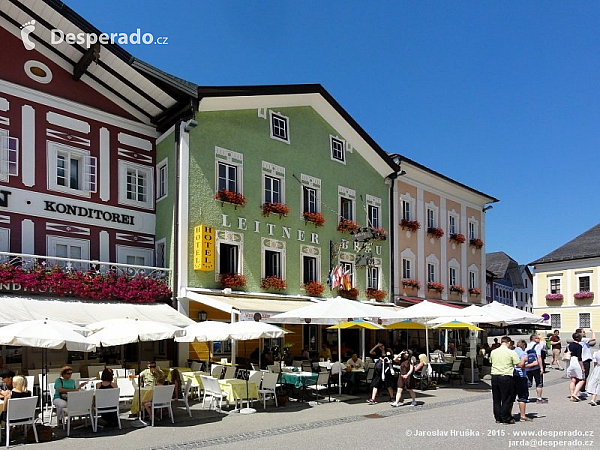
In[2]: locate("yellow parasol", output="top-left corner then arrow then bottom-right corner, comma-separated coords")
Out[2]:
327,320 -> 385,330
433,320 -> 483,331
385,320 -> 426,330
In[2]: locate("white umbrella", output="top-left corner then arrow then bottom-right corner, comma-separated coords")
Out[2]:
87,318 -> 184,427
269,297 -> 385,395
481,301 -> 549,327
175,321 -> 232,343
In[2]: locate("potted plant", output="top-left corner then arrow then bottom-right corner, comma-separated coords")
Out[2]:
365,288 -> 387,301
372,227 -> 388,241
469,238 -> 484,249
260,275 -> 286,291
449,233 -> 466,244
427,282 -> 444,293
214,189 -> 246,207
402,279 -> 421,290
337,219 -> 359,233
574,291 -> 594,300
427,227 -> 444,239
262,202 -> 290,218
468,288 -> 481,296
303,280 -> 325,296
219,273 -> 246,289
449,285 -> 465,294
303,211 -> 326,227
338,287 -> 359,300
545,293 -> 564,301
400,219 -> 421,232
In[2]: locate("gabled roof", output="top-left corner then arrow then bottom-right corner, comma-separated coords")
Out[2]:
486,252 -> 524,288
197,84 -> 400,177
1,0 -> 196,128
530,223 -> 600,265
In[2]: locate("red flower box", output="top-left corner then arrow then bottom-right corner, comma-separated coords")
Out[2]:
401,219 -> 421,232
574,291 -> 594,300
545,293 -> 563,301
402,279 -> 421,289
303,281 -> 325,296
449,284 -> 465,294
262,202 -> 290,217
366,288 -> 387,301
215,189 -> 246,207
469,238 -> 484,249
337,219 -> 359,233
450,233 -> 466,244
260,275 -> 286,291
303,212 -> 326,227
338,287 -> 359,300
372,227 -> 388,241
427,227 -> 444,239
468,288 -> 481,296
219,273 -> 246,289
427,282 -> 445,293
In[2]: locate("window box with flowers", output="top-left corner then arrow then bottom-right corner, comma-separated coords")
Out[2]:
449,233 -> 466,244
303,212 -> 326,227
303,281 -> 325,297
427,227 -> 444,239
402,279 -> 421,290
545,293 -> 564,301
400,219 -> 421,233
427,282 -> 444,293
372,227 -> 388,241
469,238 -> 484,249
215,189 -> 246,207
468,288 -> 481,296
219,273 -> 246,290
338,287 -> 359,300
337,219 -> 359,233
449,285 -> 465,294
574,291 -> 594,300
366,288 -> 387,301
262,202 -> 290,218
260,275 -> 286,291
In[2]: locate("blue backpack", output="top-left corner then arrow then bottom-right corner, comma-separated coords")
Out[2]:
526,348 -> 538,367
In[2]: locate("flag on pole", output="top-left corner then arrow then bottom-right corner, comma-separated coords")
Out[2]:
331,265 -> 344,289
342,269 -> 352,290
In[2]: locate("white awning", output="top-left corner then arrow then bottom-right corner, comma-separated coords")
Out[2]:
186,291 -> 315,321
0,295 -> 194,327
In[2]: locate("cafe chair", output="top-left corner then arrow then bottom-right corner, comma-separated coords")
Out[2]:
444,360 -> 463,385
211,364 -> 224,379
147,385 -> 175,426
199,375 -> 228,411
300,361 -> 312,372
258,372 -> 280,409
4,396 -> 38,448
44,383 -> 58,424
93,387 -> 121,431
116,378 -> 135,404
63,389 -> 95,435
358,366 -> 375,392
190,361 -> 203,372
181,378 -> 193,417
267,364 -> 280,373
224,366 -> 236,379
306,372 -> 331,404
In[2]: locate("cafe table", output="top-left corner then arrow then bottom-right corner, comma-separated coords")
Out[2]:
218,378 -> 258,408
429,362 -> 453,381
279,371 -> 318,402
130,386 -> 153,415
181,371 -> 210,398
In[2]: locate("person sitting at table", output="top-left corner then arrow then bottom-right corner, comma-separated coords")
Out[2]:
448,343 -> 457,356
261,348 -> 274,369
54,365 -> 85,422
0,370 -> 15,401
140,361 -> 165,388
319,344 -> 332,361
0,375 -> 32,423
346,353 -> 364,369
96,368 -> 119,427
301,345 -> 310,360
169,368 -> 182,401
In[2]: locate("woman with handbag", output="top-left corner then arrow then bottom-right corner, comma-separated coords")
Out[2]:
566,333 -> 586,402
53,365 -> 85,422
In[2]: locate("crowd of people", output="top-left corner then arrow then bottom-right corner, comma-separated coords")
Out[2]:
490,328 -> 599,425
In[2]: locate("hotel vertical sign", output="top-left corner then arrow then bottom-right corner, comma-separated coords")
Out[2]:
194,225 -> 215,271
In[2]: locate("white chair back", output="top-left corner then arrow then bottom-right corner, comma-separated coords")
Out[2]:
25,376 -> 34,392
261,372 -> 279,391
66,389 -> 94,413
190,361 -> 203,371
267,364 -> 281,373
94,387 -> 120,409
152,385 -> 175,407
211,364 -> 224,379
248,370 -> 263,387
113,368 -> 126,378
116,378 -> 135,399
86,365 -> 105,378
6,395 -> 37,421
223,366 -> 236,379
48,382 -> 56,400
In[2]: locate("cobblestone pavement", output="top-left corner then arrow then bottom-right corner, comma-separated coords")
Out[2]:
24,367 -> 599,450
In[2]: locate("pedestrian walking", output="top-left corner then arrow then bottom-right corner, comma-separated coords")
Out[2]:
549,330 -> 564,370
490,336 -> 520,424
567,332 -> 586,402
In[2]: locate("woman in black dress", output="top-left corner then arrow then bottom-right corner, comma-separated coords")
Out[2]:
391,350 -> 417,407
366,351 -> 396,404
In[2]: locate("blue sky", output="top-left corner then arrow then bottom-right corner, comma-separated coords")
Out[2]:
67,1 -> 600,267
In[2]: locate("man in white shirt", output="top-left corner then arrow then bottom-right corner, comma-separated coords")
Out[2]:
346,353 -> 364,369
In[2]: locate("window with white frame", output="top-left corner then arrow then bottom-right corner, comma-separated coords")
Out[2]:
367,266 -> 380,290
117,246 -> 153,268
0,129 -> 18,182
301,245 -> 320,284
262,161 -> 285,204
47,235 -> 89,270
468,219 -> 477,240
426,254 -> 439,283
402,258 -> 412,279
579,312 -> 591,329
0,228 -> 9,262
341,260 -> 354,288
118,161 -> 153,209
219,242 -> 239,275
427,263 -> 436,283
579,275 -> 591,292
48,142 -> 97,197
448,212 -> 459,235
338,186 -> 355,222
366,195 -> 381,228
549,278 -> 561,294
426,208 -> 435,229
449,267 -> 457,286
301,174 -> 321,214
468,266 -> 479,289
155,239 -> 166,268
550,313 -> 561,329
215,147 -> 243,194
401,198 -> 414,221
330,136 -> 345,163
270,111 -> 289,143
156,158 -> 168,200
262,238 -> 285,279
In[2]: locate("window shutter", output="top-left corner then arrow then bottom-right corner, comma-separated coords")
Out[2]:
84,155 -> 97,192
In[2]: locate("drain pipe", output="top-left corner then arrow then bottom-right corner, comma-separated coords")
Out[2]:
387,171 -> 399,303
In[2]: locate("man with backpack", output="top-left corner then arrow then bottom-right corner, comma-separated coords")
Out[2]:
526,334 -> 547,403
